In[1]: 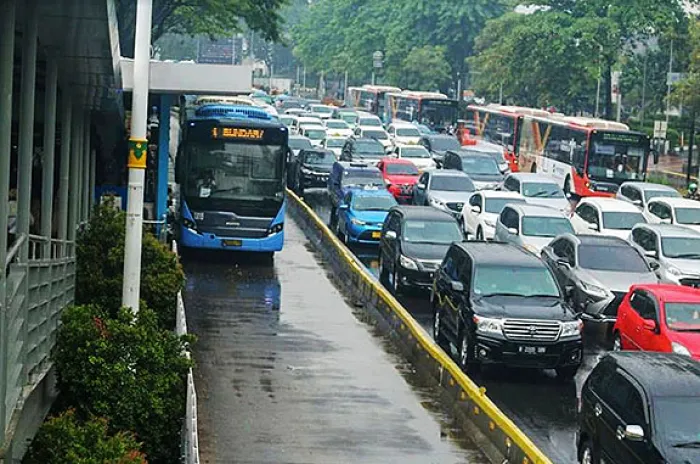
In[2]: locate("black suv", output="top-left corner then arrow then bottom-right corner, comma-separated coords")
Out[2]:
577,352 -> 700,464
289,148 -> 335,195
418,134 -> 462,167
378,206 -> 463,293
340,137 -> 385,164
432,241 -> 583,379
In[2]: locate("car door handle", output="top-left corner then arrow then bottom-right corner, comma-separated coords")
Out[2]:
616,425 -> 625,441
594,403 -> 602,417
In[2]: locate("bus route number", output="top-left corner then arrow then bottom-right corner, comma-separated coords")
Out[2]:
212,127 -> 265,140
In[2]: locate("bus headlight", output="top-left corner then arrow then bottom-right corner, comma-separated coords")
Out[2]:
183,219 -> 197,231
267,223 -> 284,235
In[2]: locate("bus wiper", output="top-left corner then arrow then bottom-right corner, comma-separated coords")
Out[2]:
673,441 -> 700,448
529,191 -> 554,197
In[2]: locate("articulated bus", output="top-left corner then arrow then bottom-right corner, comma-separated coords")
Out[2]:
517,115 -> 657,198
384,91 -> 459,132
463,104 -> 554,172
175,103 -> 289,255
346,85 -> 402,118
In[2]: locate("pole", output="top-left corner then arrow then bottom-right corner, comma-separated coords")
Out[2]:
595,64 -> 601,117
41,59 -> 58,255
616,94 -> 622,122
82,115 -> 91,221
57,93 -> 72,245
122,0 -> 153,312
67,110 -> 82,243
499,82 -> 503,105
640,53 -> 648,129
457,72 -> 462,102
371,71 -> 375,86
344,70 -> 348,102
156,94 -> 172,228
666,39 -> 674,127
687,108 -> 695,186
302,66 -> 306,93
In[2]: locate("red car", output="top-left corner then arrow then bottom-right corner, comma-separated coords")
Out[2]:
613,284 -> 700,360
376,157 -> 420,203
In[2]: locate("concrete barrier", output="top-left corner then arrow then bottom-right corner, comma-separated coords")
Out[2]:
286,189 -> 553,464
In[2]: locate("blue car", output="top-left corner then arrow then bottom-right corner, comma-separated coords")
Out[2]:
335,190 -> 398,245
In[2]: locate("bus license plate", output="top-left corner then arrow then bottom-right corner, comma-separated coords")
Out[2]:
223,239 -> 242,247
519,346 -> 546,355
372,231 -> 381,239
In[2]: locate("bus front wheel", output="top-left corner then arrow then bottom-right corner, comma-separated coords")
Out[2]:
530,163 -> 537,173
564,176 -> 573,199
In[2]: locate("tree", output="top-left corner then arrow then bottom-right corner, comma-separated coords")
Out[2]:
397,46 -> 452,91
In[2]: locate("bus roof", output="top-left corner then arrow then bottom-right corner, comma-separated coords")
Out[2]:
467,103 -> 553,118
195,95 -> 257,107
550,115 -> 630,131
397,90 -> 449,99
359,84 -> 402,93
193,104 -> 275,121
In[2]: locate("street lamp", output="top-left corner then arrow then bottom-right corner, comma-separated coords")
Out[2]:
372,50 -> 383,85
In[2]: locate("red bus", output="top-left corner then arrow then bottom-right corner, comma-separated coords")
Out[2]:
518,115 -> 657,197
384,91 -> 459,133
346,85 -> 402,118
463,104 -> 553,172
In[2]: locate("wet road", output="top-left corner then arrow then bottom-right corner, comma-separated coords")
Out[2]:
183,216 -> 489,464
303,189 -> 614,464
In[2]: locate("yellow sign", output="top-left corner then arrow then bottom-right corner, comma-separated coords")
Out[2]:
127,138 -> 148,169
212,127 -> 265,140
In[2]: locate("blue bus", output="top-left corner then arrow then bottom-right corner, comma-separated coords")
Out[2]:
174,104 -> 289,254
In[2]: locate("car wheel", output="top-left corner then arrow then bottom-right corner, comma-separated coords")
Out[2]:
530,163 -> 537,173
433,306 -> 449,350
458,331 -> 473,372
476,227 -> 484,241
391,268 -> 403,295
329,207 -> 337,229
298,183 -> 305,196
379,252 -> 389,284
579,440 -> 600,464
343,225 -> 350,245
556,365 -> 579,382
564,176 -> 573,199
613,332 -> 623,351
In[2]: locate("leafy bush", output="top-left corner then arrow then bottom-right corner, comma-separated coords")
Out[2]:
54,305 -> 194,464
75,202 -> 184,329
24,409 -> 146,464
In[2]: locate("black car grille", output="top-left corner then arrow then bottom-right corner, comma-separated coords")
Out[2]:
590,182 -> 619,194
418,260 -> 441,271
680,278 -> 700,288
502,319 -> 561,342
603,292 -> 627,317
197,225 -> 268,238
447,202 -> 464,212
358,230 -> 381,241
398,184 -> 414,194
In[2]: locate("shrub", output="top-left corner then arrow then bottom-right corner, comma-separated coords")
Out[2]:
54,305 -> 194,464
23,409 -> 146,464
75,202 -> 185,329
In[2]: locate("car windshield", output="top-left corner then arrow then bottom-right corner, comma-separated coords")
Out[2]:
304,129 -> 326,140
364,130 -> 388,140
484,197 -> 526,214
521,216 -> 574,237
356,141 -> 385,156
522,182 -> 565,198
661,237 -> 700,259
401,146 -> 431,158
431,175 -> 475,192
326,121 -> 349,129
644,189 -> 680,202
473,265 -> 560,298
602,211 -> 646,230
396,127 -> 421,137
289,138 -> 313,151
403,220 -> 462,244
342,171 -> 384,188
325,138 -> 345,148
386,163 -> 419,176
675,207 -> 700,225
310,105 -> 333,114
431,137 -> 461,151
664,303 -> 700,331
280,117 -> 295,126
416,124 -> 432,134
461,156 -> 501,175
654,397 -> 700,450
463,148 -> 504,163
304,151 -> 334,165
578,245 -> 650,272
352,195 -> 397,211
340,113 -> 358,124
359,118 -> 382,127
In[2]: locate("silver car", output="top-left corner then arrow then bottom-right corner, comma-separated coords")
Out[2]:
542,234 -> 658,319
412,170 -> 476,218
501,172 -> 571,214
494,203 -> 575,255
616,181 -> 680,210
629,223 -> 700,287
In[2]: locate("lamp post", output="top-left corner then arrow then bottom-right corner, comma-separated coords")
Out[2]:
371,50 -> 383,85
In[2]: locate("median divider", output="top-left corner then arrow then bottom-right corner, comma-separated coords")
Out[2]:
286,188 -> 553,464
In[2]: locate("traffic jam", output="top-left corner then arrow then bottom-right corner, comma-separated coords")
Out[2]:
275,86 -> 700,464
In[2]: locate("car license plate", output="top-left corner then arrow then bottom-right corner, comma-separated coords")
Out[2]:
519,346 -> 546,354
223,239 -> 242,247
371,231 -> 381,239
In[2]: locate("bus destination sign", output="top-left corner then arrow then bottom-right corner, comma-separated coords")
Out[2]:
211,127 -> 265,140
598,132 -> 645,145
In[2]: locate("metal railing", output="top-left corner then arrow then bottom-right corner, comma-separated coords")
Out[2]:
172,241 -> 200,464
144,217 -> 168,244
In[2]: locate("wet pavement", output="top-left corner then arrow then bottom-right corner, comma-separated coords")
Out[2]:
302,188 -> 615,464
183,216 -> 488,464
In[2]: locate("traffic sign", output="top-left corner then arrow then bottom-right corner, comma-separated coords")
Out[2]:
654,120 -> 668,139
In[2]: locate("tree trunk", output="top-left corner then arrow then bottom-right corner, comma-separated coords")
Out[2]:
687,107 -> 696,186
603,63 -> 613,120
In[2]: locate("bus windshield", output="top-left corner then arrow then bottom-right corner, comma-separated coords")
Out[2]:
587,132 -> 647,182
420,100 -> 458,130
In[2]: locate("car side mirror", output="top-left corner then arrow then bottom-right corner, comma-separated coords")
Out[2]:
507,227 -> 519,235
564,285 -> 575,299
632,199 -> 642,206
649,261 -> 660,271
416,183 -> 425,190
623,425 -> 645,442
660,218 -> 672,224
642,319 -> 658,333
451,281 -> 464,292
587,222 -> 600,231
471,205 -> 481,213
556,258 -> 571,269
644,249 -> 659,260
385,230 -> 397,240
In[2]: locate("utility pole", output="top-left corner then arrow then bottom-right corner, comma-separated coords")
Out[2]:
344,70 -> 348,102
666,40 -> 674,127
499,82 -> 503,105
122,0 -> 153,312
640,53 -> 648,129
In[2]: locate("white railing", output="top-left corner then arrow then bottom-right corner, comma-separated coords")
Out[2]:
172,241 -> 200,464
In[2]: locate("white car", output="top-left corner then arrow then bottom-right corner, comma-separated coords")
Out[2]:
298,116 -> 324,127
355,126 -> 392,151
387,122 -> 422,146
308,104 -> 335,120
571,197 -> 647,239
285,108 -> 308,116
279,115 -> 296,129
501,172 -> 571,213
390,144 -> 436,171
288,135 -> 313,158
494,203 -> 575,254
322,136 -> 346,158
616,181 -> 681,210
462,190 -> 527,240
299,126 -> 327,147
355,112 -> 383,129
324,119 -> 353,138
644,197 -> 700,233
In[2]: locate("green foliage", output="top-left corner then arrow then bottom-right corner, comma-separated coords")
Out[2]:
76,202 -> 185,330
24,410 -> 146,464
54,305 -> 194,464
395,46 -> 451,91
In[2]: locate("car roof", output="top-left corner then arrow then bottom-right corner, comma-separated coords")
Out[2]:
507,172 -> 560,184
621,181 -> 678,192
429,170 -> 470,178
453,241 -> 547,268
423,134 -> 458,141
459,144 -> 502,154
390,121 -> 416,127
477,190 -> 525,199
351,189 -> 395,198
397,143 -> 429,149
300,148 -> 333,155
353,137 -> 383,144
648,197 -> 699,208
634,223 -> 700,237
581,197 -> 641,212
567,233 -> 631,247
450,151 -> 493,160
505,203 -> 566,217
380,157 -> 415,165
631,283 -> 700,304
289,134 -> 309,140
335,161 -> 381,172
356,112 -> 381,118
600,352 -> 700,398
389,205 -> 455,222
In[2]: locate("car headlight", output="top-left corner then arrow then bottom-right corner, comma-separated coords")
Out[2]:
523,244 -> 539,255
350,218 -> 366,225
561,320 -> 583,338
473,316 -> 504,335
483,218 -> 496,228
399,254 -> 419,270
667,266 -> 684,277
672,342 -> 691,356
580,281 -> 608,298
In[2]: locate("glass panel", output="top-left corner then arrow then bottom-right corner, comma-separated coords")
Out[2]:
473,266 -> 560,297
403,220 -> 463,244
602,211 -> 646,230
578,245 -> 649,272
521,217 -> 574,237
